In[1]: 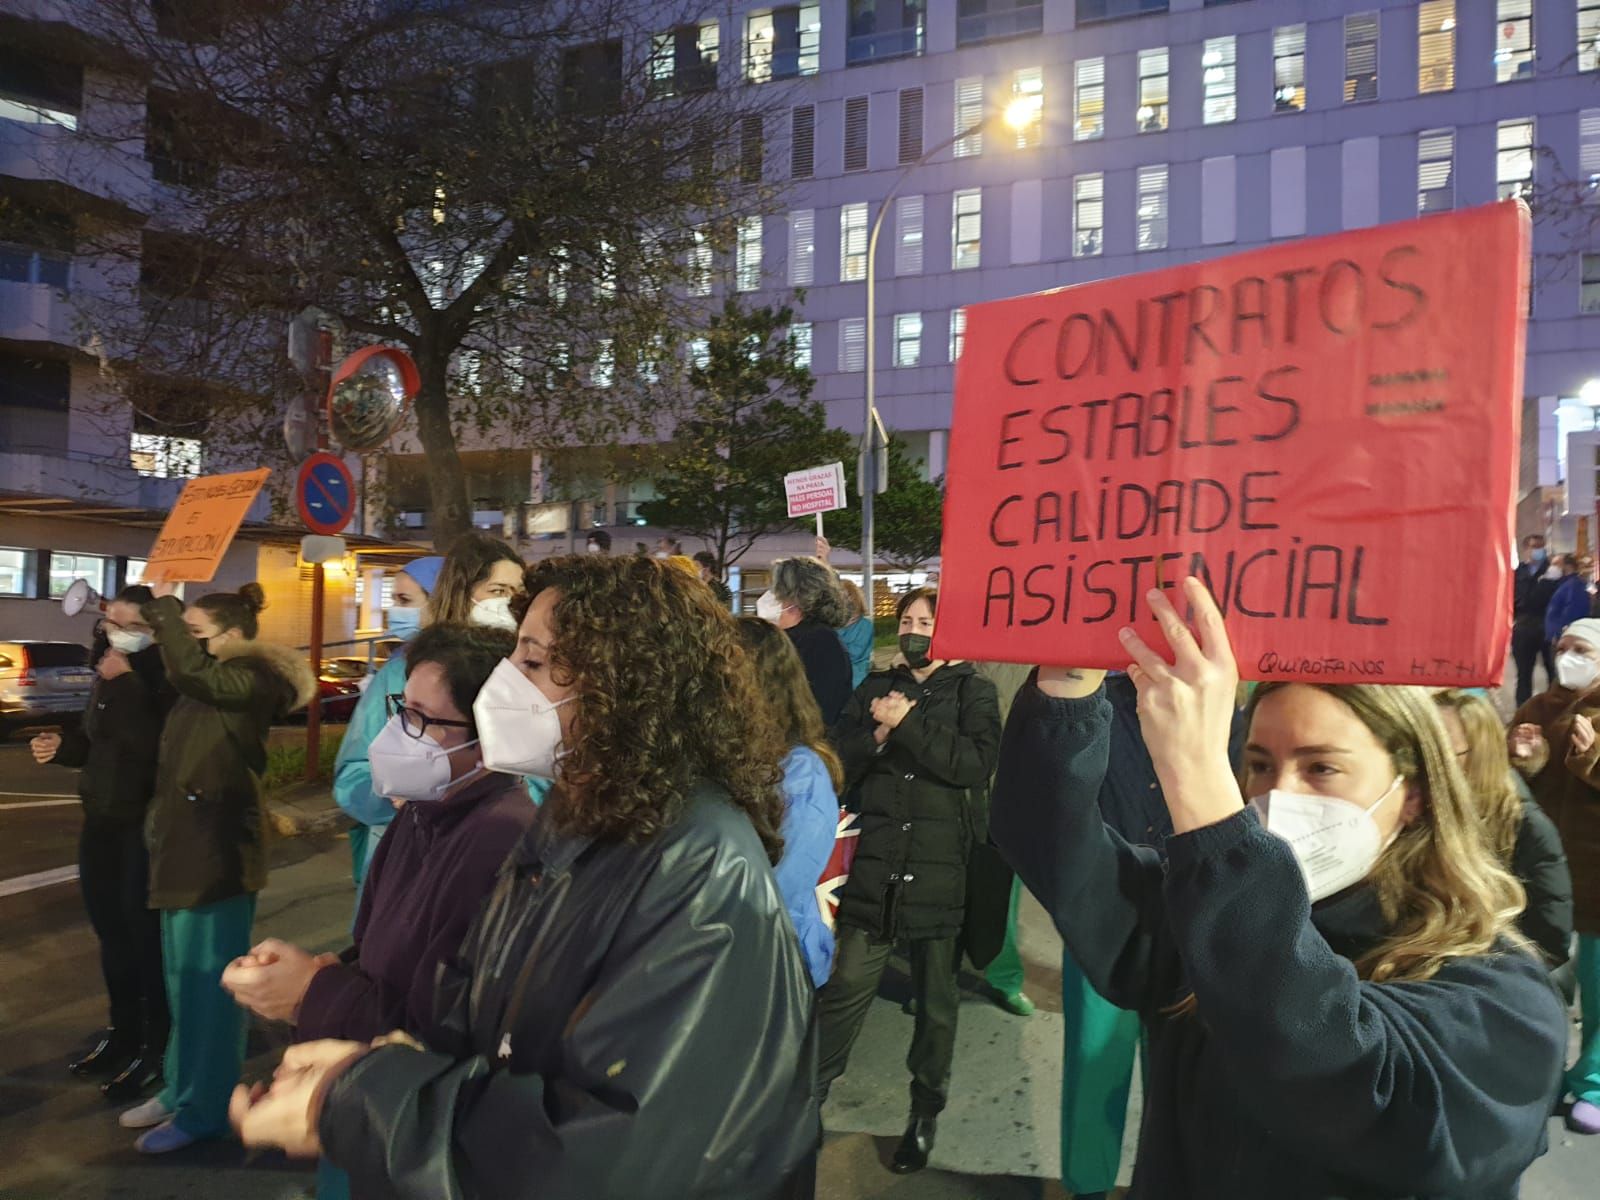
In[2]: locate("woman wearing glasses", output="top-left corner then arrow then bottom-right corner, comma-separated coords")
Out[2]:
223,624 -> 532,1200
333,532 -> 525,891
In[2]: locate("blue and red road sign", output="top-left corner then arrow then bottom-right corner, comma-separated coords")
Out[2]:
296,452 -> 355,536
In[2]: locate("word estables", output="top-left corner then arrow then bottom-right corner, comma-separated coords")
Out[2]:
994,372 -> 1301,467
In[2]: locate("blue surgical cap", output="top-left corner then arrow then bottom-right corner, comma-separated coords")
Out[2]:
401,555 -> 444,595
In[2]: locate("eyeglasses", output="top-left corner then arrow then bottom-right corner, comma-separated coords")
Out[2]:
386,694 -> 472,740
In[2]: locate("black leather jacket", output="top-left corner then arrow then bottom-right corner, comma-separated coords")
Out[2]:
319,787 -> 818,1200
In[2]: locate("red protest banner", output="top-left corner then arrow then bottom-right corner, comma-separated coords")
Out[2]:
932,201 -> 1528,686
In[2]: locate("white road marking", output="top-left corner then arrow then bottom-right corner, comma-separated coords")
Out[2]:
0,865 -> 78,899
0,797 -> 79,809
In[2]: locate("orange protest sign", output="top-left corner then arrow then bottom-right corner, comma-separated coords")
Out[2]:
932,202 -> 1528,686
143,468 -> 272,583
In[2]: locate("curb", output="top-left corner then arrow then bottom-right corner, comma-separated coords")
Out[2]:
266,781 -> 350,839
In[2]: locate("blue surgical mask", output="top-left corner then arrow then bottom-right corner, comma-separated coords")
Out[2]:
387,607 -> 423,640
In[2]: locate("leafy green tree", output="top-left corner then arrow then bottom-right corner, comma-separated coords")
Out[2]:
637,297 -> 852,568
824,435 -> 945,574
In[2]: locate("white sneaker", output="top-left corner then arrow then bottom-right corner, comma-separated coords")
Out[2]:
135,1120 -> 196,1155
119,1096 -> 173,1129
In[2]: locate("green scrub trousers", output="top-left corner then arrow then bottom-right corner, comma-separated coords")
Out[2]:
1057,949 -> 1142,1196
1571,934 -> 1600,1106
983,876 -> 1027,996
983,880 -> 1142,1194
157,893 -> 256,1138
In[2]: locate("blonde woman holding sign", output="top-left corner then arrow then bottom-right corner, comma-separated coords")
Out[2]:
991,578 -> 1567,1198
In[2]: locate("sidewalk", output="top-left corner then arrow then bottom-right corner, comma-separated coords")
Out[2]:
264,779 -> 348,839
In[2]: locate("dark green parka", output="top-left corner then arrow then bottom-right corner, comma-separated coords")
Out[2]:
142,596 -> 315,910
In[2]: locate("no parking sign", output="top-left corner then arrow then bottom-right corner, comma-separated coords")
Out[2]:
296,452 -> 356,536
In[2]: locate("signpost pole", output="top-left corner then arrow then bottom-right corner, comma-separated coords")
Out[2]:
305,565 -> 324,783
305,333 -> 333,783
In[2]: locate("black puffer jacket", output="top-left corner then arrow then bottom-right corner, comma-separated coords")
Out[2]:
52,643 -> 173,825
319,786 -> 817,1200
830,662 -> 1001,940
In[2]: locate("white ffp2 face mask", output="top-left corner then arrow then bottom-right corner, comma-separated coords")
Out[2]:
368,714 -> 480,804
1252,776 -> 1403,903
107,630 -> 153,654
1556,651 -> 1600,693
756,589 -> 785,623
473,658 -> 572,781
470,596 -> 518,631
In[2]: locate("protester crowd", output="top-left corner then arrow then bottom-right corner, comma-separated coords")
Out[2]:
26,523 -> 1600,1199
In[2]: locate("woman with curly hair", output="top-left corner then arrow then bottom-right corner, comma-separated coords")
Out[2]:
230,556 -> 819,1200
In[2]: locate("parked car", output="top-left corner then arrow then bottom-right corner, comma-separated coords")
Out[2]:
0,641 -> 93,738
279,656 -> 387,726
321,657 -> 373,683
310,659 -> 364,724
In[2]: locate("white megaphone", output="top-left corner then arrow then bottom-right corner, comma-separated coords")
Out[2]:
62,578 -> 105,617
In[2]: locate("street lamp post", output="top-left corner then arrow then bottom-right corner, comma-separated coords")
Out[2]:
860,98 -> 1036,611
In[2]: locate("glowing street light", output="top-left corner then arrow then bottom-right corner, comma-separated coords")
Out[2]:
1003,94 -> 1041,134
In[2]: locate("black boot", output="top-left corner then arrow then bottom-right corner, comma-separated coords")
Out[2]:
890,1113 -> 936,1174
100,1053 -> 162,1103
69,1030 -> 134,1078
